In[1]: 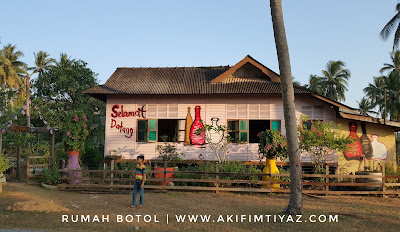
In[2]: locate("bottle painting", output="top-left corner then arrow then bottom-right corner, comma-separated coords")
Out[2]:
344,122 -> 363,161
209,118 -> 223,144
370,134 -> 388,160
184,107 -> 193,145
359,122 -> 373,159
189,106 -> 205,145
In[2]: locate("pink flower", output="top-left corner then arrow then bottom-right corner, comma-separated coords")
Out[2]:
83,114 -> 87,121
83,124 -> 87,128
265,145 -> 272,150
73,115 -> 78,122
67,131 -> 71,136
257,132 -> 262,138
72,137 -> 75,140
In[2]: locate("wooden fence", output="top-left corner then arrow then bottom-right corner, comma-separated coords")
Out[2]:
57,161 -> 400,196
26,156 -> 52,184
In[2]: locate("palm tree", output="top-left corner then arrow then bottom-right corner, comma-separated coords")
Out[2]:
318,60 -> 350,102
357,97 -> 377,116
364,71 -> 400,121
380,3 -> 400,51
380,50 -> 400,74
0,44 -> 27,109
304,74 -> 324,95
29,51 -> 56,78
270,0 -> 302,215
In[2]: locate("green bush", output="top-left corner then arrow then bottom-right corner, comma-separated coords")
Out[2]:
42,166 -> 61,185
0,153 -> 11,174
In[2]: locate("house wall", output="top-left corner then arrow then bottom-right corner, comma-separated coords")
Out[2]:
104,94 -> 337,161
336,118 -> 397,174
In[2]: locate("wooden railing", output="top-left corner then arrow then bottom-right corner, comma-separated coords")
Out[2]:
26,156 -> 52,184
57,162 -> 400,196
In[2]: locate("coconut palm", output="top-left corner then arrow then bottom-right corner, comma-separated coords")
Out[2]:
380,50 -> 400,73
380,3 -> 400,51
304,74 -> 324,95
270,0 -> 302,214
318,60 -> 350,102
29,51 -> 56,77
357,98 -> 377,116
364,71 -> 400,121
0,44 -> 28,109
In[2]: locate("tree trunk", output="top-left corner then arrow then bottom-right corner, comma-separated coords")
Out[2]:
269,0 -> 303,215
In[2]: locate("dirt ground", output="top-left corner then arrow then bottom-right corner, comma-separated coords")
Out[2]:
0,183 -> 400,232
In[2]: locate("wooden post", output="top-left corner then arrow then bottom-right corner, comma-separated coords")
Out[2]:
16,147 -> 21,180
61,159 -> 66,183
111,160 -> 114,186
103,162 -> 106,179
26,157 -> 30,184
268,162 -> 272,195
163,161 -> 167,189
50,132 -> 55,167
382,163 -> 386,198
215,162 -> 220,193
325,164 -> 329,194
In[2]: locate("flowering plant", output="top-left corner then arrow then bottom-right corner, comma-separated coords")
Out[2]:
63,110 -> 89,152
258,130 -> 288,160
298,115 -> 353,171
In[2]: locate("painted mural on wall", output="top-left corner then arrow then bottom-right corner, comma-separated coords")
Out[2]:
344,121 -> 388,161
110,104 -> 146,139
189,106 -> 205,145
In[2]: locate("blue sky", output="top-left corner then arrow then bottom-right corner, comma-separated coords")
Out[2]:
1,0 -> 398,108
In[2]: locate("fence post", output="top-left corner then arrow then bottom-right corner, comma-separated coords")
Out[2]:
103,162 -> 106,180
215,162 -> 220,193
26,157 -> 30,184
382,163 -> 386,198
163,161 -> 167,190
325,164 -> 329,194
50,132 -> 55,167
111,160 -> 114,186
268,162 -> 272,195
16,147 -> 21,180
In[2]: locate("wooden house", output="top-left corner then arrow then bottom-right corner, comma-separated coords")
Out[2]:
84,55 -> 400,173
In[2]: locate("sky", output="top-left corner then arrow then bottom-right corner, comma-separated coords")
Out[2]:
1,0 -> 399,108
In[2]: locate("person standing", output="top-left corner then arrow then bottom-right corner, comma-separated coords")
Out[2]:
130,155 -> 146,208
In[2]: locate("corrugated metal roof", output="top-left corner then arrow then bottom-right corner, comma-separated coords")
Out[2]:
84,66 -> 312,98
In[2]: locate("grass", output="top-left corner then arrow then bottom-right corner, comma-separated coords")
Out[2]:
0,183 -> 400,232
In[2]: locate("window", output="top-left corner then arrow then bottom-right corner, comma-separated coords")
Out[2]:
157,119 -> 178,142
136,119 -> 157,142
249,120 -> 269,143
136,119 -> 185,143
301,106 -> 324,119
227,120 -> 248,143
228,119 -> 281,143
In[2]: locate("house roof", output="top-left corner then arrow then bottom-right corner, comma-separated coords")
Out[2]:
83,55 -> 312,101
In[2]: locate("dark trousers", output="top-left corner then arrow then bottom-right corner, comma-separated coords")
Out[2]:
132,180 -> 144,206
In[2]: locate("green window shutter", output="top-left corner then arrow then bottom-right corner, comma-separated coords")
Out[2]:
137,120 -> 148,142
239,120 -> 248,143
148,119 -> 157,142
271,120 -> 281,131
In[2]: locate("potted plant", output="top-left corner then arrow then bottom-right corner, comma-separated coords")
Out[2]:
258,129 -> 288,189
63,110 -> 89,184
154,135 -> 185,186
41,165 -> 61,190
0,153 -> 12,193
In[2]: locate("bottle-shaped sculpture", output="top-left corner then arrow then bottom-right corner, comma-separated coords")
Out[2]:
370,135 -> 388,160
209,118 -> 223,144
359,122 -> 373,159
344,122 -> 363,161
184,107 -> 193,145
189,106 -> 205,145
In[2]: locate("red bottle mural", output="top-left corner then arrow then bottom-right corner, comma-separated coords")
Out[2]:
344,122 -> 363,161
189,106 -> 205,145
